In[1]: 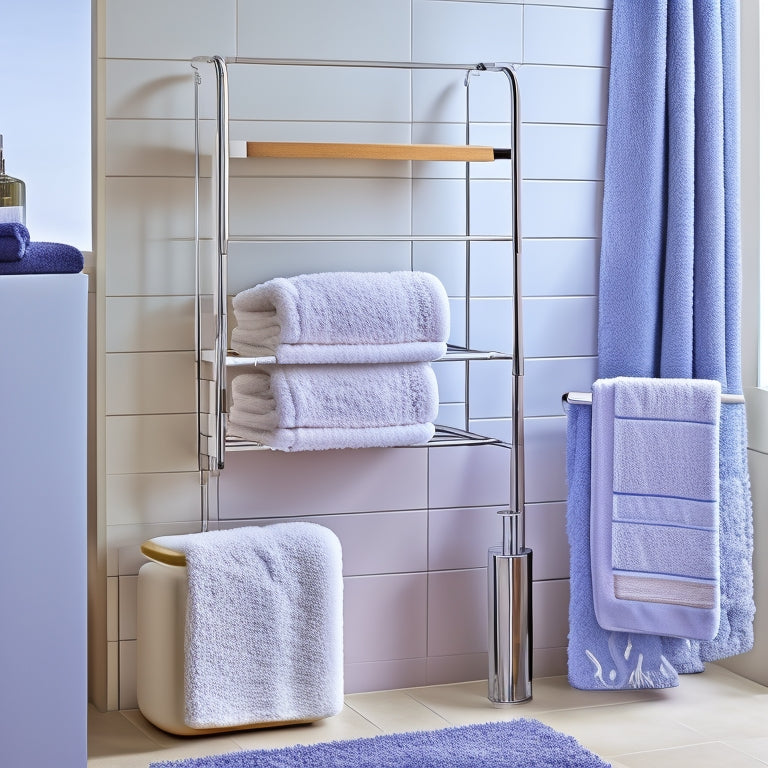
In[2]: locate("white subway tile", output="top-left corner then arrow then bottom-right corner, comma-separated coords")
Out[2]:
522,181 -> 604,239
412,242 -> 467,297
344,659 -> 427,694
518,65 -> 609,125
469,297 -> 514,353
522,239 -> 599,297
524,6 -> 611,67
343,574 -> 428,663
533,579 -> 570,648
524,356 -> 597,417
468,418 -> 512,444
412,1 -> 523,65
522,124 -> 606,181
429,506 -> 505,571
105,297 -> 194,353
428,569 -> 487,656
525,502 -> 570,580
218,448 -> 428,518
105,60 -> 210,120
106,352 -> 195,415
523,296 -> 598,357
106,414 -> 197,475
525,0 -> 612,10
107,577 -> 119,643
433,361 -> 467,404
105,0 -> 236,59
227,65 -> 411,123
437,403 -> 467,431
470,242 -> 515,298
106,120 -> 196,178
106,472 -> 202,527
429,444 -> 511,508
469,360 -> 513,419
105,178 -> 203,264
118,576 -> 138,641
118,641 -> 138,710
238,0 -> 410,60
229,178 -> 411,238
413,69 -> 516,125
524,416 -> 568,503
106,239 -> 197,298
426,653 -> 488,687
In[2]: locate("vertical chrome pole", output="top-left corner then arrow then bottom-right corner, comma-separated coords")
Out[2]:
483,64 -> 532,705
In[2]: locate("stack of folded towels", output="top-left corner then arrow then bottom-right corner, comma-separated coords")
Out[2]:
227,270 -> 450,452
0,222 -> 83,274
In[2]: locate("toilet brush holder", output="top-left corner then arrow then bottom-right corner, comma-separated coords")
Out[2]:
488,510 -> 533,704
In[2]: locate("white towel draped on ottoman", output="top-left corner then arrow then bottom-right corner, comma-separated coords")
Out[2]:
148,523 -> 344,730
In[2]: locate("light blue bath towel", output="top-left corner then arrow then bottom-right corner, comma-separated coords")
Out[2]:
566,402 -> 679,691
590,378 -> 721,641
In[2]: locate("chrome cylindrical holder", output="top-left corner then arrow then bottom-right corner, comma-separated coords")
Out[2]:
488,543 -> 533,704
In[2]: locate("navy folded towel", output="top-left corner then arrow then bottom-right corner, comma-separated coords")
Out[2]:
0,222 -> 30,262
0,241 -> 83,275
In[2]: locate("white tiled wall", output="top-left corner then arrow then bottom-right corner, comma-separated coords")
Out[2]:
95,0 -> 611,708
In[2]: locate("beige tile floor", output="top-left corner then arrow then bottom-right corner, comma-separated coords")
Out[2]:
88,664 -> 768,767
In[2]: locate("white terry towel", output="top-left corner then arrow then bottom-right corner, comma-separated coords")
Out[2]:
227,362 -> 439,451
231,270 -> 450,363
148,523 -> 344,730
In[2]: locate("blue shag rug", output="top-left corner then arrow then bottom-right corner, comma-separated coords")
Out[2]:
148,719 -> 610,768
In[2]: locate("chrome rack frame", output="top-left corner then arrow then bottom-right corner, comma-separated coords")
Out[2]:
191,55 -> 531,704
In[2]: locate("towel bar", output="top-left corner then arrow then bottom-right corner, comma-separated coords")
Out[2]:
563,390 -> 746,406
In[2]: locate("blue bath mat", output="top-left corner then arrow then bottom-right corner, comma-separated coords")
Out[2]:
148,719 -> 610,767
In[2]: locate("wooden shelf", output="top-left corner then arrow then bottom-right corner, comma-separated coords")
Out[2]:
230,140 -> 511,162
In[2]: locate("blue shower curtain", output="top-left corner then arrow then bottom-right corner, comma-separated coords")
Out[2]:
566,0 -> 755,689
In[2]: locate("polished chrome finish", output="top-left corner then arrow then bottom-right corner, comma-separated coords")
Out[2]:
488,545 -> 533,704
562,390 -> 746,406
225,234 -> 517,243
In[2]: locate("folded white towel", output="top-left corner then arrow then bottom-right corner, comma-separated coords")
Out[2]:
231,270 -> 450,363
228,363 -> 438,451
148,523 -> 344,729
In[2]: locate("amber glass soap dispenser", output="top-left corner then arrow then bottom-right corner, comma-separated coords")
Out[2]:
0,135 -> 26,224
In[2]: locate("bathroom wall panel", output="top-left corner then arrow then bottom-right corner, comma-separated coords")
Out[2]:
468,360 -> 513,419
428,568 -> 488,657
469,297 -> 514,352
106,351 -> 195,415
522,238 -> 600,297
228,178 -> 412,238
470,242 -> 516,297
523,356 -> 598,416
426,653 -> 488,687
105,297 -> 194,352
518,65 -> 609,124
105,0 -> 236,60
525,502 -> 570,580
106,120 -> 197,178
524,6 -> 611,66
432,361 -> 467,404
524,416 -> 568,503
522,124 -> 606,181
118,576 -> 138,641
344,659 -> 428,695
468,417 -> 513,444
105,177 -> 205,256
526,0 -> 611,9
106,59 -> 217,120
523,296 -> 598,357
106,239 -> 197,297
412,241 -> 467,296
522,181 -> 604,238
532,579 -> 570,649
218,448 -> 429,519
411,0 -> 523,64
106,472 -> 202,526
237,0 -> 411,61
106,413 -> 198,475
343,574 -> 428,663
227,66 -> 412,124
428,444 -> 511,509
413,69 -> 514,124
119,641 -> 138,710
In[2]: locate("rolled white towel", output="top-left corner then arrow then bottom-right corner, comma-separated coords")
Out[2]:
231,270 -> 450,363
